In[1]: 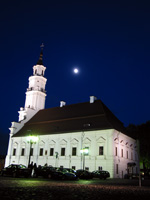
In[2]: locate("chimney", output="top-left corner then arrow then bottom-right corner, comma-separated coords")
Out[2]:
60,101 -> 66,107
90,96 -> 97,103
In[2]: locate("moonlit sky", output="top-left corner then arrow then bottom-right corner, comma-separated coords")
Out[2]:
0,0 -> 150,154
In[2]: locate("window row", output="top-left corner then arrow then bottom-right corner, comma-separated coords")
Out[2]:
115,147 -> 135,160
12,146 -> 104,156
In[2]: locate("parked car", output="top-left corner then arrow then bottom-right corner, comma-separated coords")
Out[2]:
124,173 -> 139,179
76,169 -> 93,179
35,165 -> 55,178
140,169 -> 150,179
92,170 -> 110,179
1,164 -> 30,178
124,170 -> 150,180
64,168 -> 77,174
51,168 -> 78,180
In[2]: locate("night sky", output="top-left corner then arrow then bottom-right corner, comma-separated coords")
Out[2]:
0,0 -> 150,155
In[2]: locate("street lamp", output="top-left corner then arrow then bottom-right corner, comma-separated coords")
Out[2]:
27,135 -> 38,167
55,152 -> 59,167
80,148 -> 89,170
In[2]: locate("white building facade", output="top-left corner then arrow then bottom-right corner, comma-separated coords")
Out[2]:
5,48 -> 139,178
7,129 -> 138,178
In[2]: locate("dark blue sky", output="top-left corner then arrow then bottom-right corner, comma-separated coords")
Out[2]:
0,0 -> 150,154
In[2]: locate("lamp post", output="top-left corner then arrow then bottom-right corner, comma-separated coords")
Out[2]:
80,148 -> 89,170
27,135 -> 38,167
137,139 -> 141,187
55,152 -> 59,167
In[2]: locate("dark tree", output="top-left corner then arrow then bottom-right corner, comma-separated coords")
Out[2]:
126,121 -> 150,170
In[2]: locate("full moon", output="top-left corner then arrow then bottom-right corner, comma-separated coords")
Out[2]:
74,68 -> 79,74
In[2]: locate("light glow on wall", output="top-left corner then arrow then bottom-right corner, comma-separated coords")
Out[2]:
27,135 -> 38,143
80,148 -> 89,154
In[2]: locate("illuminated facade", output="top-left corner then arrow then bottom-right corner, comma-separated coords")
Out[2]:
5,49 -> 139,178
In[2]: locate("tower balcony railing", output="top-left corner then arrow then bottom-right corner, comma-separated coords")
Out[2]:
27,87 -> 46,93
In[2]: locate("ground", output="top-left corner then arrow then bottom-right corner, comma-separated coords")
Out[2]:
0,177 -> 150,200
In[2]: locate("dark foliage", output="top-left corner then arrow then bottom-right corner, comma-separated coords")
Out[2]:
126,121 -> 150,169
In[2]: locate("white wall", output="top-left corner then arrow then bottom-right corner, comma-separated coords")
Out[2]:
113,130 -> 139,178
5,129 -> 139,178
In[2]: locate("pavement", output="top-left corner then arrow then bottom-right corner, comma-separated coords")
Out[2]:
0,176 -> 150,200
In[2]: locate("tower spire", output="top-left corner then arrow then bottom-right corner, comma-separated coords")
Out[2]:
37,43 -> 44,65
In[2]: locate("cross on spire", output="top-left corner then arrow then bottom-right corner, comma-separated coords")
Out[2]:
40,43 -> 44,49
37,43 -> 44,65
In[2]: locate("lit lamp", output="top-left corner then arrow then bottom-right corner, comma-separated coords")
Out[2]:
27,135 -> 38,167
80,148 -> 89,170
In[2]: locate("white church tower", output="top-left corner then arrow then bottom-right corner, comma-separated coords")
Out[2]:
5,45 -> 47,166
18,44 -> 47,122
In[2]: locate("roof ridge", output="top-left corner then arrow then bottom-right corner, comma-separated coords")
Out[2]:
41,99 -> 102,111
27,113 -> 105,125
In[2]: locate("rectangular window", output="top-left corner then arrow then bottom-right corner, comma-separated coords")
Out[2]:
115,147 -> 117,156
30,148 -> 33,156
21,148 -> 25,156
72,147 -> 77,156
126,151 -> 128,159
50,148 -> 54,156
13,148 -> 16,156
116,164 -> 119,174
121,149 -> 123,157
61,148 -> 65,156
39,148 -> 43,156
131,152 -> 133,160
72,166 -> 76,170
99,146 -> 104,155
98,166 -> 103,171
